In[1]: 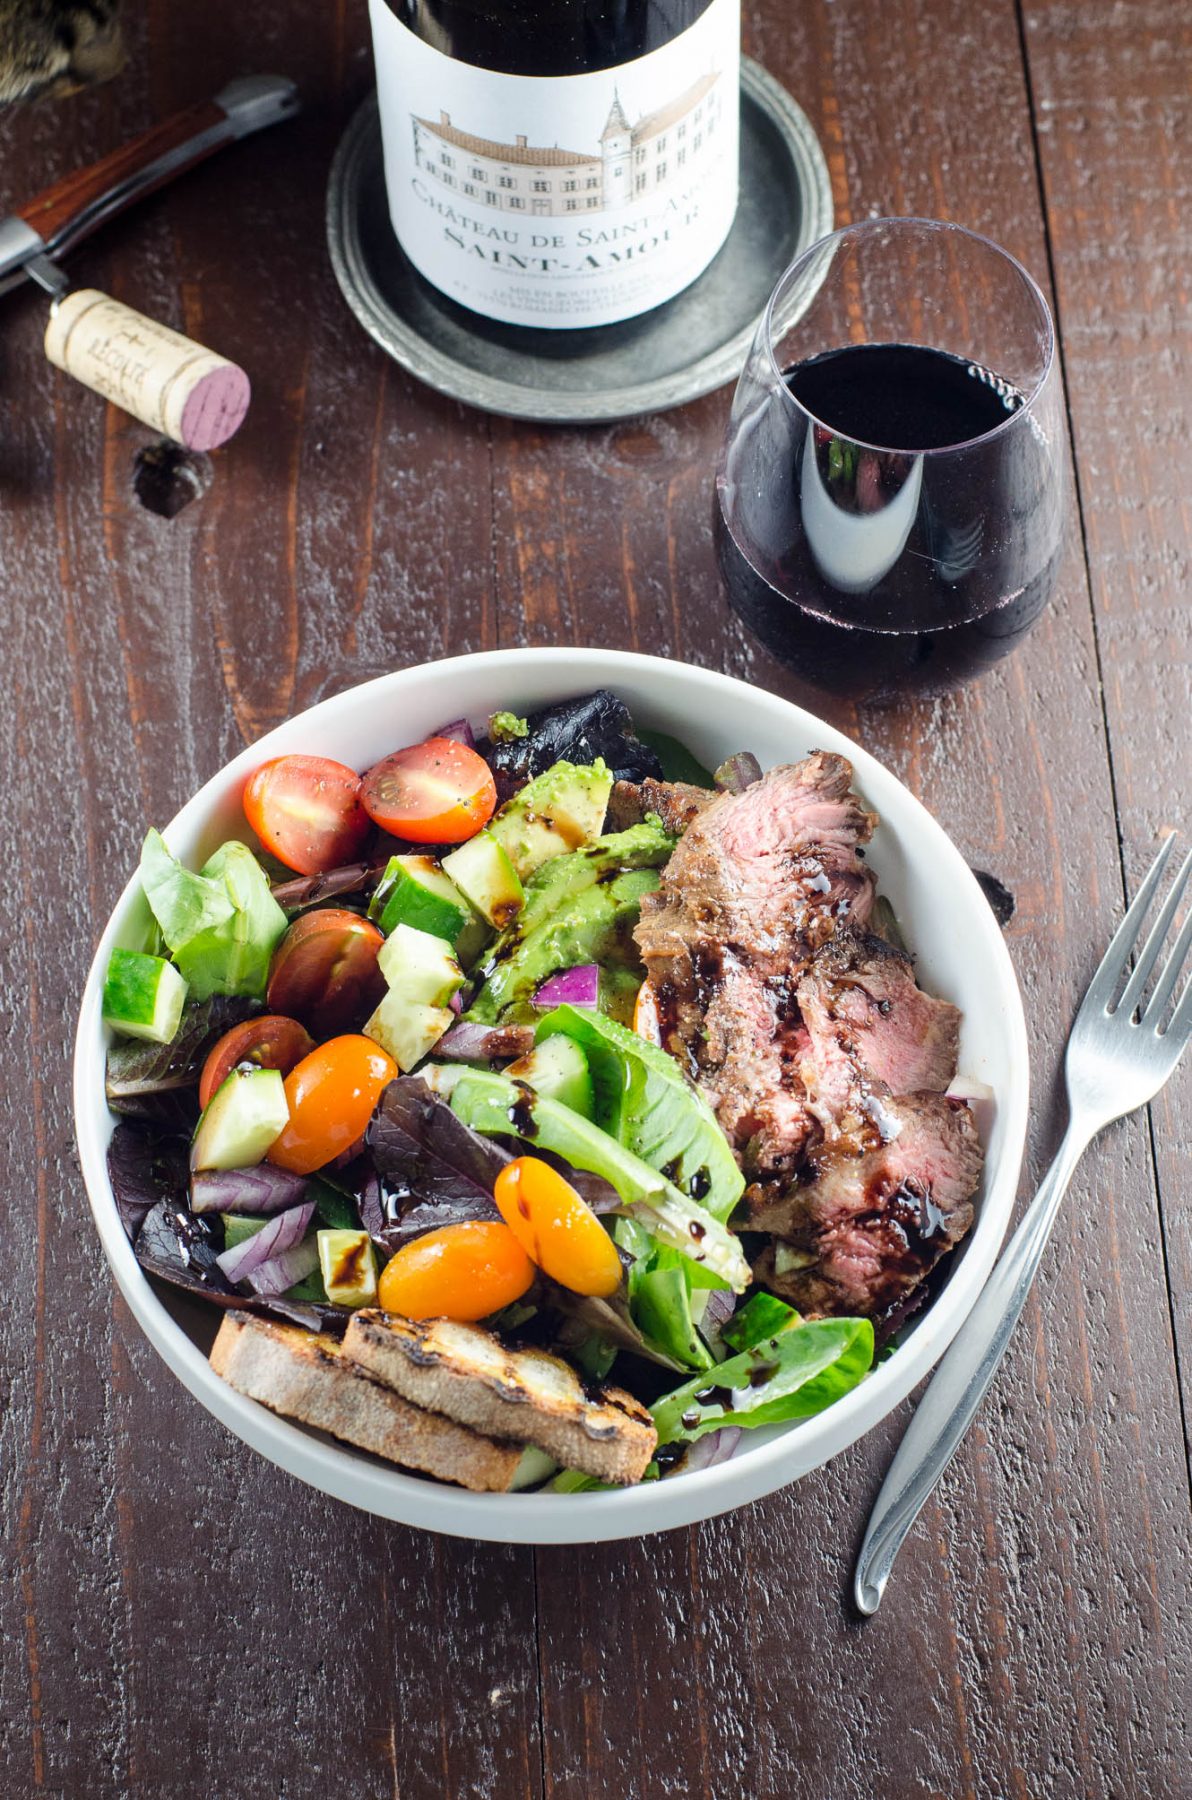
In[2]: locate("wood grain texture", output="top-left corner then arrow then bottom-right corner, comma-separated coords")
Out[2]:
1019,0 -> 1192,1476
0,0 -> 1188,1795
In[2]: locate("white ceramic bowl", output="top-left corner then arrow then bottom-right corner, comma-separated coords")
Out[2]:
74,648 -> 1028,1543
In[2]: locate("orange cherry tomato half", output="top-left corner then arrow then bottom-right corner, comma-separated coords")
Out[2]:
266,908 -> 386,1038
198,1014 -> 316,1111
243,755 -> 372,876
632,977 -> 662,1045
360,737 -> 497,844
267,1034 -> 397,1175
377,1222 -> 535,1322
493,1157 -> 622,1298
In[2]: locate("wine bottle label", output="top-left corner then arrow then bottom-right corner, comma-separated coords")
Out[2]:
369,0 -> 740,329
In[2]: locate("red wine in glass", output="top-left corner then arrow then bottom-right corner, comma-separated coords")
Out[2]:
716,222 -> 1066,703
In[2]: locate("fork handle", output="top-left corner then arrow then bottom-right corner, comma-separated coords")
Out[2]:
853,1118 -> 1092,1615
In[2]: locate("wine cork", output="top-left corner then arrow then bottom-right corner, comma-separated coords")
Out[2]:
44,289 -> 250,451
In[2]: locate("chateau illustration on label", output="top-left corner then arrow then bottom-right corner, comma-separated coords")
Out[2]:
410,70 -> 725,218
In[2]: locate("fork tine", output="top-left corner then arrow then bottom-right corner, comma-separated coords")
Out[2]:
1120,846 -> 1192,1018
1144,905 -> 1192,1026
1083,833 -> 1177,1013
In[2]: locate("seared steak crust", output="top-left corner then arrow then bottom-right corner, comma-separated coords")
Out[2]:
608,777 -> 717,836
749,1093 -> 982,1318
633,752 -> 983,1325
634,753 -> 878,1175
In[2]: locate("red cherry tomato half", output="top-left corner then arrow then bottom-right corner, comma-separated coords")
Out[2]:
198,1015 -> 316,1112
359,737 -> 497,844
267,1035 -> 398,1175
243,755 -> 371,876
266,908 -> 386,1038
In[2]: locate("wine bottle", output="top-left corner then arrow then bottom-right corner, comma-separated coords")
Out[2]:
369,0 -> 740,329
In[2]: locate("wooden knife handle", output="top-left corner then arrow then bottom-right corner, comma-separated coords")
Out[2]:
15,75 -> 298,258
18,98 -> 231,245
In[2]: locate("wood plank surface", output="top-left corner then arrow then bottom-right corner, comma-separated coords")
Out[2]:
0,0 -> 1187,1796
1019,0 -> 1192,1470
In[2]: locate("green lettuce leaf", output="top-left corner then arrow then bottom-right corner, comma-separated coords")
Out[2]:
652,1316 -> 875,1446
139,832 -> 287,1002
536,1004 -> 744,1221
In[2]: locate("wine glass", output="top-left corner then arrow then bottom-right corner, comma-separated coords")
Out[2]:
714,217 -> 1067,702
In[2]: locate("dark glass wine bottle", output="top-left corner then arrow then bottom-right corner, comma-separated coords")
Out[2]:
369,0 -> 740,329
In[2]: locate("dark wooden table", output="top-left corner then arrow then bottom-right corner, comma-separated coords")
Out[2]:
2,2 -> 1189,1796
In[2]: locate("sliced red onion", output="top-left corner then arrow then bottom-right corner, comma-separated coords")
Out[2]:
449,989 -> 463,1015
191,1164 -> 308,1217
216,1201 -> 314,1285
432,718 -> 476,748
435,1019 -> 535,1063
702,1287 -> 738,1331
243,1237 -> 320,1297
945,1075 -> 996,1145
534,964 -> 600,1011
714,752 -> 762,793
680,1427 -> 743,1472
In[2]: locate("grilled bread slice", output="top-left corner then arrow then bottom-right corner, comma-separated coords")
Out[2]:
210,1313 -> 522,1493
344,1311 -> 657,1485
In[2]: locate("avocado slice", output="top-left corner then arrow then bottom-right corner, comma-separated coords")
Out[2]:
447,1068 -> 750,1291
488,759 -> 614,878
467,865 -> 660,1025
535,1004 -> 744,1221
502,823 -> 674,943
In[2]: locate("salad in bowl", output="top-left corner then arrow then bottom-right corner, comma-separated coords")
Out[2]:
75,650 -> 1026,1541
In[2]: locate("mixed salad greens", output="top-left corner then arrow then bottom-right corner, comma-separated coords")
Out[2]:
102,691 -> 874,1487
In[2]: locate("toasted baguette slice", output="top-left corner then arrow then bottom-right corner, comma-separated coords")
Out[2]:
210,1314 -> 522,1493
344,1311 -> 657,1486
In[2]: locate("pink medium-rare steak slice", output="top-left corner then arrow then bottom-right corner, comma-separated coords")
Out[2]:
634,753 -> 878,1173
748,1091 -> 983,1318
795,929 -> 961,1132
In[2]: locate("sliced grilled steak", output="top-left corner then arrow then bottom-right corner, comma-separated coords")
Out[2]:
607,776 -> 717,835
634,753 -> 878,1172
748,1092 -> 982,1318
796,930 -> 960,1131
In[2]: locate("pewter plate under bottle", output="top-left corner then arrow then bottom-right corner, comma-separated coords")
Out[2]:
325,60 -> 833,423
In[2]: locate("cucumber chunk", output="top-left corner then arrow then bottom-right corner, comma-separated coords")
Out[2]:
364,989 -> 454,1072
442,831 -> 524,929
102,949 -> 188,1044
376,923 -> 463,1007
507,1035 -> 594,1119
317,1229 -> 377,1307
369,854 -> 489,963
191,1066 -> 289,1172
509,1445 -> 560,1491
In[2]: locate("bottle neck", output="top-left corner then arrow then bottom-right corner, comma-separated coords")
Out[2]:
381,0 -> 719,77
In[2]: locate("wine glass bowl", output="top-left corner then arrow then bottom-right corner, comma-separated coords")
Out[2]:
715,217 -> 1067,702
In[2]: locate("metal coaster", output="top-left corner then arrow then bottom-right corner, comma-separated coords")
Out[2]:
326,60 -> 832,423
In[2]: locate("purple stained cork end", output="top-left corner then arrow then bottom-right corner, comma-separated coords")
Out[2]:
179,364 -> 252,451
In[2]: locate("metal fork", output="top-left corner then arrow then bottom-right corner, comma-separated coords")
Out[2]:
854,833 -> 1192,1615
